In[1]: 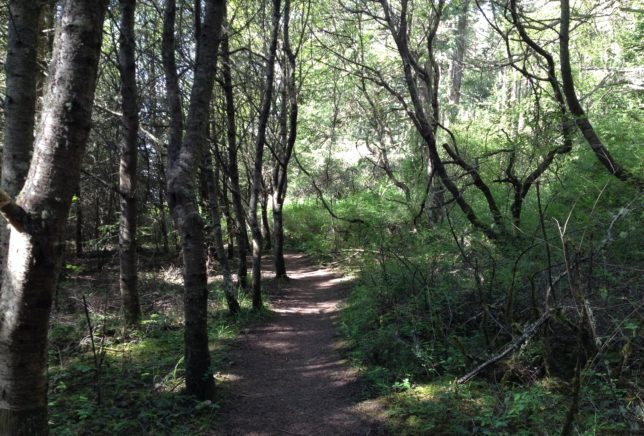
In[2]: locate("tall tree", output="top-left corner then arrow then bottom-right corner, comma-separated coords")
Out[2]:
248,0 -> 281,309
221,13 -> 250,288
271,0 -> 299,278
0,0 -> 45,283
0,0 -> 107,432
448,0 -> 470,110
163,0 -> 226,400
118,0 -> 142,325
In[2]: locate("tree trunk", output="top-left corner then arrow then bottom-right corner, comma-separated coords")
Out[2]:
0,0 -> 44,285
118,0 -> 141,325
448,0 -> 469,109
271,0 -> 298,279
272,202 -> 286,277
76,183 -> 83,257
163,0 -> 226,400
162,0 -> 184,166
378,0 -> 505,240
559,0 -> 642,189
0,1 -> 107,433
202,148 -> 240,314
221,26 -> 249,287
249,0 -> 281,309
260,187 -> 271,250
157,160 -> 170,254
220,175 -> 236,259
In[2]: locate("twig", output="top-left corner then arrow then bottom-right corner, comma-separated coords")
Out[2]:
82,295 -> 102,404
293,151 -> 367,225
81,169 -> 127,198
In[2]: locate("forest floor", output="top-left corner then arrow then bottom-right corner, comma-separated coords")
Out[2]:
214,253 -> 387,435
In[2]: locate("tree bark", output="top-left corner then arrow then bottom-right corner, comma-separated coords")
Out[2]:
75,183 -> 83,257
162,0 -> 184,166
559,0 -> 642,189
202,148 -> 240,314
260,186 -> 271,250
448,0 -> 469,109
156,158 -> 170,254
272,0 -> 298,279
249,0 -> 281,309
118,0 -> 141,325
220,174 -> 236,259
0,0 -> 45,286
163,0 -> 226,400
0,1 -> 107,433
221,25 -> 249,287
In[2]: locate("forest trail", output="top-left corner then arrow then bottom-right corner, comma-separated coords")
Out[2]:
214,253 -> 386,435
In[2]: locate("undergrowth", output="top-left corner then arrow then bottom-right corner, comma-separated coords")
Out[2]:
48,261 -> 266,435
284,180 -> 643,435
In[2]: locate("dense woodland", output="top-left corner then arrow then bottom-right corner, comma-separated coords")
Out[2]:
0,0 -> 642,434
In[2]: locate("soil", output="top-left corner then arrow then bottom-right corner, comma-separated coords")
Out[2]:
214,253 -> 386,435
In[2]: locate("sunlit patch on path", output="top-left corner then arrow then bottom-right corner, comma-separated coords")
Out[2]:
213,254 -> 386,435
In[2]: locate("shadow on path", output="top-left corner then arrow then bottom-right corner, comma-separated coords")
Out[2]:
214,253 -> 386,435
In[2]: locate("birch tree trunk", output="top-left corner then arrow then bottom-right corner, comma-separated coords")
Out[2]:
118,0 -> 141,325
0,1 -> 107,433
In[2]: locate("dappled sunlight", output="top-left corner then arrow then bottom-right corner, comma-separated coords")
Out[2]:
216,253 -> 385,434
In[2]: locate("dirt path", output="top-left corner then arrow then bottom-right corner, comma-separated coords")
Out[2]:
215,253 -> 385,435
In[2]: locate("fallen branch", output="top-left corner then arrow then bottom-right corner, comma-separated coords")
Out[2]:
456,309 -> 551,384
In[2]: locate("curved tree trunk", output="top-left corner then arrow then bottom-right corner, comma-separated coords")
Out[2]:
0,1 -> 107,433
559,0 -> 643,190
377,0 -> 505,240
0,0 -> 45,286
118,0 -> 141,325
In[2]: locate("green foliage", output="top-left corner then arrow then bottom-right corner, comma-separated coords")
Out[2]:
48,278 -> 265,435
284,178 -> 643,433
